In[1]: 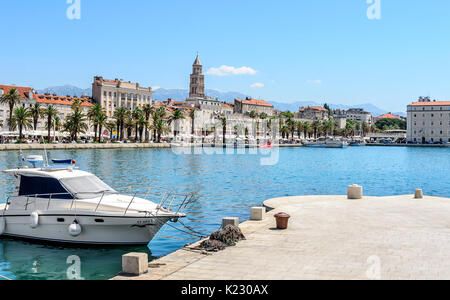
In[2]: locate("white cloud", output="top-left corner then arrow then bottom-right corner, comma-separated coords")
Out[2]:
152,86 -> 161,90
250,82 -> 264,88
306,80 -> 322,84
206,65 -> 257,76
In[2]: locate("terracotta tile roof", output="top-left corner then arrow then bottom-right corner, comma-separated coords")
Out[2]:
34,94 -> 94,107
300,106 -> 328,112
0,84 -> 33,99
235,98 -> 273,108
221,103 -> 233,109
410,101 -> 450,106
376,113 -> 401,120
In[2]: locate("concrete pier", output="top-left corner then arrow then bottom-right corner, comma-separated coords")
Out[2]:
112,194 -> 450,280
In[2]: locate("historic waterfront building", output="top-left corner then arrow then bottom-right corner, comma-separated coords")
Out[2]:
92,77 -> 154,118
332,108 -> 373,125
299,106 -> 329,121
407,99 -> 450,143
0,84 -> 93,133
234,98 -> 274,116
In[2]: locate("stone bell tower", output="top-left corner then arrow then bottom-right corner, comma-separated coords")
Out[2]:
189,54 -> 205,98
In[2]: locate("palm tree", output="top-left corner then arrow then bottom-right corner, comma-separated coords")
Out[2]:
303,122 -> 311,139
311,120 -> 321,139
287,119 -> 296,140
0,88 -> 22,131
53,115 -> 61,136
322,120 -> 332,137
124,113 -> 134,140
221,117 -> 227,144
11,107 -> 32,140
88,103 -> 103,142
29,103 -> 43,131
142,104 -> 154,142
152,118 -> 169,143
132,107 -> 143,142
152,107 -> 167,142
113,107 -> 127,141
96,113 -> 108,142
64,107 -> 88,142
136,114 -> 149,143
43,105 -> 59,142
105,121 -> 116,141
280,125 -> 290,139
296,121 -> 304,139
168,109 -> 185,139
189,109 -> 196,142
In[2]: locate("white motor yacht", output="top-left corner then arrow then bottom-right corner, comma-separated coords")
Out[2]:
0,156 -> 194,246
304,137 -> 348,148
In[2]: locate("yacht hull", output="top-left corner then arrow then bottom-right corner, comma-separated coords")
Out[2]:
0,214 -> 171,246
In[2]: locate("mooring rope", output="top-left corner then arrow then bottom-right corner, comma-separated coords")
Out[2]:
0,275 -> 12,281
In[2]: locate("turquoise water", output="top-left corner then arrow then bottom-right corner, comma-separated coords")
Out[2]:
0,147 -> 449,280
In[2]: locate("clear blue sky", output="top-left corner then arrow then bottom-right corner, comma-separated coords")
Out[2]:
1,0 -> 450,112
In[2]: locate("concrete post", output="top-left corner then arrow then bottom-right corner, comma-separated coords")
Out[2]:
250,207 -> 266,221
415,189 -> 424,199
122,253 -> 148,276
222,217 -> 239,228
348,184 -> 363,200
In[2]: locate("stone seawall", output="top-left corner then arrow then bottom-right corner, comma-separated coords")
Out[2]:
0,143 -> 171,151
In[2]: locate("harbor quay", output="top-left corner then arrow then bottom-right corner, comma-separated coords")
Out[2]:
113,194 -> 450,280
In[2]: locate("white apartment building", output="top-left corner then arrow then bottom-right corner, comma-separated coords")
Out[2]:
333,108 -> 373,125
92,77 -> 154,118
407,100 -> 450,143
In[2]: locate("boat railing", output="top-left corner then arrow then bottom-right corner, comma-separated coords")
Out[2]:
8,188 -> 198,217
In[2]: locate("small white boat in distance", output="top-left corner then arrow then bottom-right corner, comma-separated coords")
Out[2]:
304,137 -> 348,148
0,157 -> 195,246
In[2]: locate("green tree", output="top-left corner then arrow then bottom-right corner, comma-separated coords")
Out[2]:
88,103 -> 103,142
113,107 -> 127,141
105,121 -> 116,141
29,103 -> 43,131
168,109 -> 185,139
132,107 -> 143,142
0,88 -> 22,131
152,118 -> 169,143
189,109 -> 196,143
311,120 -> 321,139
142,104 -> 155,142
96,113 -> 108,142
64,106 -> 88,142
43,105 -> 59,142
11,107 -> 32,140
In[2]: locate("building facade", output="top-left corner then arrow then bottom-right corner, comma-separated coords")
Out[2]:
92,77 -> 154,118
407,100 -> 450,143
333,108 -> 373,124
234,98 -> 274,116
299,106 -> 329,121
0,85 -> 35,128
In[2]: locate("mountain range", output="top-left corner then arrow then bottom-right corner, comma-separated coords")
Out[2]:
36,85 -> 406,117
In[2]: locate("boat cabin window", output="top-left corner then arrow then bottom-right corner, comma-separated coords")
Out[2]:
19,176 -> 73,199
60,175 -> 117,199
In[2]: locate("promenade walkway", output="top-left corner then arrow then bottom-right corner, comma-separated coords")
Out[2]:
113,194 -> 450,280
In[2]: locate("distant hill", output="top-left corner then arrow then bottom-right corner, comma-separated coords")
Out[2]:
37,85 -> 91,97
37,85 -> 405,117
269,101 -> 406,117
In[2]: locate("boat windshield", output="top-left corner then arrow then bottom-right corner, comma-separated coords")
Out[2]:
60,175 -> 117,199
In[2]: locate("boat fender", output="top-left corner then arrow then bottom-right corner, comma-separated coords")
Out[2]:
0,218 -> 5,235
68,220 -> 82,237
30,211 -> 39,229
